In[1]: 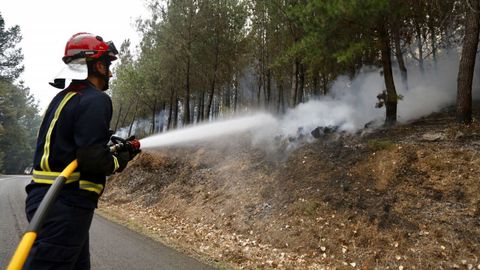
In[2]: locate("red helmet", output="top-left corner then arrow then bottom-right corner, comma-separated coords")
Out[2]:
62,32 -> 118,64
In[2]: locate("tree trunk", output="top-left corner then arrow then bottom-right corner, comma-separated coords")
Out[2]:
206,40 -> 219,121
429,18 -> 437,64
197,91 -> 205,123
167,88 -> 174,130
184,56 -> 191,125
190,98 -> 195,124
277,80 -> 284,114
159,102 -> 165,132
206,78 -> 216,121
312,70 -> 320,96
292,60 -> 299,105
260,23 -> 266,108
233,75 -> 238,113
257,75 -> 262,107
298,63 -> 305,103
215,97 -> 220,118
114,104 -> 123,132
415,22 -> 425,74
392,22 -> 408,90
201,91 -> 205,121
380,25 -> 398,126
120,103 -> 132,128
151,97 -> 157,134
212,98 -> 216,119
225,84 -> 231,110
321,72 -> 329,95
174,96 -> 179,128
456,0 -> 480,124
265,69 -> 271,108
128,100 -> 139,137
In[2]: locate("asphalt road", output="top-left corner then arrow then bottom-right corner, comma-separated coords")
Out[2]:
0,175 -> 215,270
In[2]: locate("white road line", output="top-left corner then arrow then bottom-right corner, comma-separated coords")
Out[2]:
0,177 -> 18,181
0,176 -> 28,181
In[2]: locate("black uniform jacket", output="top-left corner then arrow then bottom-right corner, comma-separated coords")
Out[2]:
26,80 -> 119,210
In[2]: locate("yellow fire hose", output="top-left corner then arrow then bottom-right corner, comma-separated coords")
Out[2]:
7,160 -> 78,270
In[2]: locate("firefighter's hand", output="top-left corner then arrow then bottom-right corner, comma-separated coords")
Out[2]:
114,151 -> 130,173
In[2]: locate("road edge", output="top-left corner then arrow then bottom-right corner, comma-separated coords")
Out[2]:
95,206 -> 230,269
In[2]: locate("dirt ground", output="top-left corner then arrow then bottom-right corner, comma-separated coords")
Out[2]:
100,106 -> 480,269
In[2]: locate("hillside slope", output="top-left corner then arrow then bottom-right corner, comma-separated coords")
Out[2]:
100,107 -> 480,269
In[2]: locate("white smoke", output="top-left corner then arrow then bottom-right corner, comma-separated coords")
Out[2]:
275,51 -> 462,140
398,52 -> 460,120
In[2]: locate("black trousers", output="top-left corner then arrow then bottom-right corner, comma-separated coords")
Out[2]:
23,198 -> 94,270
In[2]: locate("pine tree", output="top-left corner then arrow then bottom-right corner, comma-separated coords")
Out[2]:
456,0 -> 480,124
0,12 -> 24,82
0,13 -> 40,173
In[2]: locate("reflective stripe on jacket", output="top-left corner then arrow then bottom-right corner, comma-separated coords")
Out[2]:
32,170 -> 104,195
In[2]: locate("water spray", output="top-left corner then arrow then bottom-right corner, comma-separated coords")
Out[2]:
138,113 -> 278,149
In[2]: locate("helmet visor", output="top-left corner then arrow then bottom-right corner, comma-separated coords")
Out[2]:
106,41 -> 118,61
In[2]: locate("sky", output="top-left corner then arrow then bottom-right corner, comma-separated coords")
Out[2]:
0,0 -> 149,111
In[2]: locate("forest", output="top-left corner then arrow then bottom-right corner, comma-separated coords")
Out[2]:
0,14 -> 40,174
110,0 -> 480,138
0,0 -> 479,173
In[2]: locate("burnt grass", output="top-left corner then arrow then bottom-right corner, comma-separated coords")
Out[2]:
101,106 -> 480,269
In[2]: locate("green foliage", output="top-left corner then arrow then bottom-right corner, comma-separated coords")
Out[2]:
0,12 -> 24,82
334,41 -> 368,64
111,0 -> 250,131
288,0 -> 392,67
0,14 -> 40,174
109,0 -> 468,130
0,81 -> 40,173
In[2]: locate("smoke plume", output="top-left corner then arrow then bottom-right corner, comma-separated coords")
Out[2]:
136,51 -> 477,150
275,51 -> 463,140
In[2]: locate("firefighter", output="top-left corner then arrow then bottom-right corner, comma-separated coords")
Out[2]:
23,32 -> 138,270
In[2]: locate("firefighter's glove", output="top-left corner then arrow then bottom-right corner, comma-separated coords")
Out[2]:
77,144 -> 115,175
110,135 -> 141,161
125,135 -> 141,160
114,150 -> 130,173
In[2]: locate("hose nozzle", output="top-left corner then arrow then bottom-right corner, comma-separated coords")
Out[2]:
109,136 -> 141,154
